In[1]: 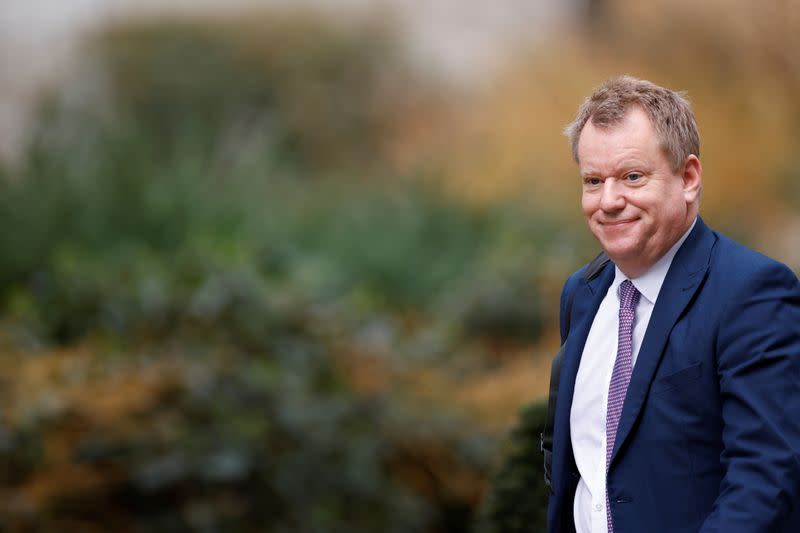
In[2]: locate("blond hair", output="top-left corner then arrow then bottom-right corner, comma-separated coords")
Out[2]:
565,76 -> 700,172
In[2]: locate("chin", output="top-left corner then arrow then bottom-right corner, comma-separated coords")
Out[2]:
599,242 -> 641,263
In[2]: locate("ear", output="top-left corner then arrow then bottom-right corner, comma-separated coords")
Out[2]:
681,155 -> 702,204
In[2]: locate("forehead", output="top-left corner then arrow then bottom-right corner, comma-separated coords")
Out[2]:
577,107 -> 663,174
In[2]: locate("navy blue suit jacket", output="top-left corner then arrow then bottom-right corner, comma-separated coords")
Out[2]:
547,218 -> 800,532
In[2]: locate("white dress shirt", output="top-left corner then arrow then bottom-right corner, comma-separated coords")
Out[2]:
570,219 -> 696,533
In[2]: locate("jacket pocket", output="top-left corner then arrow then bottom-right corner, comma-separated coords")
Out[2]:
653,362 -> 702,393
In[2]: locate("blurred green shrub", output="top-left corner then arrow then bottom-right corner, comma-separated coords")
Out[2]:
79,11 -> 414,175
0,7 -> 567,346
475,402 -> 550,533
0,162 -> 553,348
458,268 -> 544,343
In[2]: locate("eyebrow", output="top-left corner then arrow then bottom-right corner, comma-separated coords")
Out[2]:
580,159 -> 649,178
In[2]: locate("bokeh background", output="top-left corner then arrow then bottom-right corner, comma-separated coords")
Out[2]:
1,1 -> 798,531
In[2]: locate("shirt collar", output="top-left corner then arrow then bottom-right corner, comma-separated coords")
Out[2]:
612,217 -> 697,305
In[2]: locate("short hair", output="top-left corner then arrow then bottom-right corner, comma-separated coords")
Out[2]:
564,75 -> 700,172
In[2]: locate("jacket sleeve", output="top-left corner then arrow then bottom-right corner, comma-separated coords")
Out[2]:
700,262 -> 800,532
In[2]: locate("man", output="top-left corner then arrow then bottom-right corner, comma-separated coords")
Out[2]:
547,76 -> 800,532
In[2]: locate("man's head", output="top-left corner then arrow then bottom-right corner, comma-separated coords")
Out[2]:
566,76 -> 703,278
565,75 -> 700,173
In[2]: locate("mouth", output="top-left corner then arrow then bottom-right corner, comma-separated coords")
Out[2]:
599,218 -> 638,227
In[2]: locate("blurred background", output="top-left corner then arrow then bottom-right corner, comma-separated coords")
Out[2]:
0,0 -> 798,531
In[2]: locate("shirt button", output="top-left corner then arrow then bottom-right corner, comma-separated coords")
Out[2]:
594,504 -> 602,511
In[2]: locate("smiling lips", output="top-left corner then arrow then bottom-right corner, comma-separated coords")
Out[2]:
599,218 -> 638,227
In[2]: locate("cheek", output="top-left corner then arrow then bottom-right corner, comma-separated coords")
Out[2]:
628,193 -> 661,218
581,195 -> 596,217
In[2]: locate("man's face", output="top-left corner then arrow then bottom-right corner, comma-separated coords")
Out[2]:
577,107 -> 700,278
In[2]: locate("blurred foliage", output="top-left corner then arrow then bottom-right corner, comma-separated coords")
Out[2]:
475,402 -> 549,533
0,126 -> 561,531
0,346 -> 430,532
0,149 -> 560,347
50,10 -> 439,178
0,9 -> 574,532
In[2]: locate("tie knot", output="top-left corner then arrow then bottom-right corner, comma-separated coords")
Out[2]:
619,279 -> 640,310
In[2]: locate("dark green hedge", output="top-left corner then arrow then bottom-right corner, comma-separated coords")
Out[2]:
476,402 -> 550,533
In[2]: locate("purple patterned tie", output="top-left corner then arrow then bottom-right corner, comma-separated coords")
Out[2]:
605,279 -> 640,532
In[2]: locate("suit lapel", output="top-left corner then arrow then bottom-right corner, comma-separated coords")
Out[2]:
609,218 -> 717,465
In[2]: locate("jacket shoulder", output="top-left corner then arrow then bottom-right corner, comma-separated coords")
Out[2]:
559,253 -> 611,340
710,231 -> 799,281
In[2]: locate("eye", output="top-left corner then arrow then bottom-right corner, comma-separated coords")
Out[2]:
584,177 -> 602,186
626,173 -> 642,182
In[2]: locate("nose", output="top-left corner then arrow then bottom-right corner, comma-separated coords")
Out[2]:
599,178 -> 626,212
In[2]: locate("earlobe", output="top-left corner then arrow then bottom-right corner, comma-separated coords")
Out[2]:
682,155 -> 703,202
